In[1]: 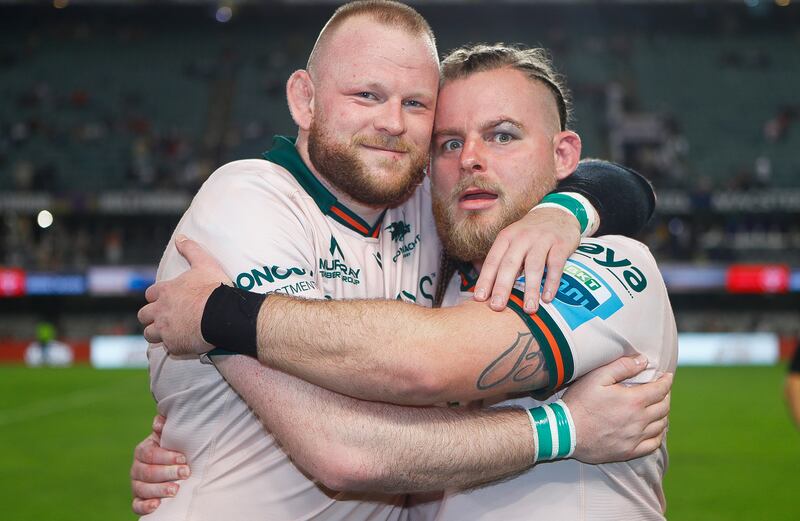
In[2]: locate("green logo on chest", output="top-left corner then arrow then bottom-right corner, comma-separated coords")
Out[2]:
386,221 -> 411,242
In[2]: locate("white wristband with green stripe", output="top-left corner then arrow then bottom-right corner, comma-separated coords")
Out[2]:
532,192 -> 599,237
525,399 -> 577,464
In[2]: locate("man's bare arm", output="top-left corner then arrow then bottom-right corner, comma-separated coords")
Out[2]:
141,239 -> 557,405
214,355 -> 536,493
131,353 -> 670,509
256,294 -> 549,405
142,238 -> 659,407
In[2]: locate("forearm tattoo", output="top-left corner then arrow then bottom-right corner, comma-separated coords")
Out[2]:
476,332 -> 546,391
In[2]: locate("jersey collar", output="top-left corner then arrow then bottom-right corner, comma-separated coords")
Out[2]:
263,135 -> 386,238
455,262 -> 478,293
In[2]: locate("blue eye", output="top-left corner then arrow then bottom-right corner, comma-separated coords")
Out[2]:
357,92 -> 378,100
403,99 -> 426,109
493,133 -> 514,144
442,139 -> 463,152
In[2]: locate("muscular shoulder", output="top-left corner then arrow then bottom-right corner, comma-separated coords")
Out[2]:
510,235 -> 676,388
571,235 -> 660,290
197,159 -> 306,206
184,159 -> 310,233
512,235 -> 661,305
158,159 -> 319,293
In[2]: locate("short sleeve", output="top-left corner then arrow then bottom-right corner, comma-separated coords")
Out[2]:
157,160 -> 323,300
506,235 -> 677,392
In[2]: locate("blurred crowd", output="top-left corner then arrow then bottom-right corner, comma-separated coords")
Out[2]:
0,3 -> 798,346
0,5 -> 797,267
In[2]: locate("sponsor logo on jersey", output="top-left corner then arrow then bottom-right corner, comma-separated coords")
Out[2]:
235,265 -> 306,289
386,221 -> 411,242
329,236 -> 345,260
521,242 -> 651,330
546,258 -> 624,330
575,242 -> 648,295
319,258 -> 361,285
272,280 -> 318,295
392,233 -> 421,263
318,235 -> 362,285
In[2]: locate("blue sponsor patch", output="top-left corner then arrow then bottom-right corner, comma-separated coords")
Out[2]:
524,259 -> 623,330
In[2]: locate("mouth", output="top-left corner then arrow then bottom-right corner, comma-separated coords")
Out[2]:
458,188 -> 499,210
459,188 -> 498,202
361,144 -> 408,155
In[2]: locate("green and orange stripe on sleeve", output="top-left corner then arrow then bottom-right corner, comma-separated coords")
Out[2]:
507,288 -> 574,391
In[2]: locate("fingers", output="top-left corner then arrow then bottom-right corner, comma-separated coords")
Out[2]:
152,414 -> 167,436
643,392 -> 671,422
640,416 -> 669,441
132,497 -> 161,516
540,244 -> 571,303
131,460 -> 190,484
145,283 -> 161,303
132,479 -> 180,501
175,235 -> 231,285
635,373 -> 674,406
631,428 -> 666,459
487,236 -> 531,311
592,354 -> 649,385
474,233 -> 510,303
175,235 -> 213,269
175,235 -> 197,265
130,431 -> 190,515
134,436 -> 187,466
138,302 -> 156,328
522,250 -> 546,313
143,324 -> 163,344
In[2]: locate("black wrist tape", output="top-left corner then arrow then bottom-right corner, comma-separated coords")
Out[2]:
554,159 -> 656,237
200,284 -> 267,358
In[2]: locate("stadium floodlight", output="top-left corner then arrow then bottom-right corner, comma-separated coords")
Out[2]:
36,210 -> 53,229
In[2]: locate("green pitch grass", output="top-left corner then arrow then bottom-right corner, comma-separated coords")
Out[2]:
664,365 -> 798,520
0,365 -> 797,520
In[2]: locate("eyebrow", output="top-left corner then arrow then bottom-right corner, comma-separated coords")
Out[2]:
433,117 -> 525,138
348,81 -> 434,103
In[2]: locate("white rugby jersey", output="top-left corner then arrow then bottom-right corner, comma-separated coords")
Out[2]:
146,136 -> 441,521
429,235 -> 678,521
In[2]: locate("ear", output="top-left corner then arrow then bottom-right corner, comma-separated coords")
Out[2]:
287,70 -> 315,131
552,130 -> 582,180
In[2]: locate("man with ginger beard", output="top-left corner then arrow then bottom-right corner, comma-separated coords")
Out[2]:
131,3 -> 666,521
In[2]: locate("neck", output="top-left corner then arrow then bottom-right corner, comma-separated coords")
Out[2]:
295,131 -> 386,223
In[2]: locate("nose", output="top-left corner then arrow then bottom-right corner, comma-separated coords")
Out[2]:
373,99 -> 405,136
459,138 -> 486,174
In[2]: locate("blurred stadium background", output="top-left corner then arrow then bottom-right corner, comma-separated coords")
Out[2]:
0,0 -> 798,519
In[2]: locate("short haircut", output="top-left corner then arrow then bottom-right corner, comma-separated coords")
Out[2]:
307,1 -> 438,75
440,43 -> 571,131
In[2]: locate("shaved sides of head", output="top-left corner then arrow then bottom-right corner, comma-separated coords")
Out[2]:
307,0 -> 438,78
440,43 -> 572,132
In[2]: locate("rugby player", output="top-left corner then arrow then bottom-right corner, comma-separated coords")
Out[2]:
138,43 -> 676,520
132,2 -> 666,520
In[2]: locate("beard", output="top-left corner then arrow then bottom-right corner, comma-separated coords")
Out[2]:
307,117 -> 428,208
432,172 -> 556,263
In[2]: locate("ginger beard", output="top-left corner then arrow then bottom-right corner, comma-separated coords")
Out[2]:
307,115 -> 428,208
432,171 -> 557,263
